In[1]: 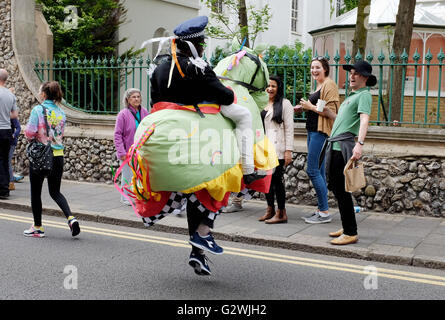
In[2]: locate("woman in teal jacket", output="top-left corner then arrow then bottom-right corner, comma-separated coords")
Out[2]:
23,81 -> 80,238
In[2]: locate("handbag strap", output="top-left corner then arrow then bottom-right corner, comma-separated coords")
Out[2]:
41,105 -> 50,138
128,107 -> 141,126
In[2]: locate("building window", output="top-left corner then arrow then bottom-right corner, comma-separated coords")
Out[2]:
211,0 -> 223,14
291,0 -> 298,32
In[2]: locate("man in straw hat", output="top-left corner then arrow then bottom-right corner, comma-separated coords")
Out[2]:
320,60 -> 376,246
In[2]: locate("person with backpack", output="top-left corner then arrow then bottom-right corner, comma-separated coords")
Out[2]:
23,81 -> 80,238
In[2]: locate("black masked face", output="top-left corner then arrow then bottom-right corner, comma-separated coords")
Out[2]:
194,36 -> 206,57
177,36 -> 206,58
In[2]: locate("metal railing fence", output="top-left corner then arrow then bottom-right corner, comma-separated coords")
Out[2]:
34,56 -> 151,114
34,48 -> 445,127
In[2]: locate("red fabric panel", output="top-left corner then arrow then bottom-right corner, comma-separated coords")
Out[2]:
135,191 -> 171,217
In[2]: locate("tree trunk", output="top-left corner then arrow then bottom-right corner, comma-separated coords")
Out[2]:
351,0 -> 371,60
388,0 -> 416,123
238,0 -> 249,48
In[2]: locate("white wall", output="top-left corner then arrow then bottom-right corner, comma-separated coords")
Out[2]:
301,0 -> 332,49
119,0 -> 337,59
199,0 -> 333,56
118,0 -> 200,57
117,0 -> 199,108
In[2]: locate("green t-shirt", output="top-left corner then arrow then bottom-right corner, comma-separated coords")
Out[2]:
330,87 -> 372,151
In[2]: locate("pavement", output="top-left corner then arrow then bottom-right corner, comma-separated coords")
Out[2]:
3,177 -> 445,270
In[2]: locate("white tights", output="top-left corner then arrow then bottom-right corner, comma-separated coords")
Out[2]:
220,103 -> 254,175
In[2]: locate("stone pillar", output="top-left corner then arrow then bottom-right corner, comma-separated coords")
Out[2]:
1,0 -> 38,121
35,3 -> 53,68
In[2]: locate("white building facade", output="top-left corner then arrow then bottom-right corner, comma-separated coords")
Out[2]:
199,0 -> 334,55
118,0 -> 200,58
117,0 -> 349,58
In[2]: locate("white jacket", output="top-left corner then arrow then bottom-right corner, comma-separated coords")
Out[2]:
263,98 -> 294,159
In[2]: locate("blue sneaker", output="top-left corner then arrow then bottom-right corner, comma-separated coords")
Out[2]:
13,175 -> 24,182
188,251 -> 211,276
189,232 -> 224,255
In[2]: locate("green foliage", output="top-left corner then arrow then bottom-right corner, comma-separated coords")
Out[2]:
36,0 -> 144,60
36,0 -> 145,114
209,45 -> 231,66
381,25 -> 394,58
330,0 -> 359,17
200,0 -> 272,47
265,42 -> 313,106
343,0 -> 359,12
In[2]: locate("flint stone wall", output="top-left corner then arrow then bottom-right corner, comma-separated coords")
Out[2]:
253,152 -> 445,217
0,0 -> 38,122
13,135 -> 445,217
14,134 -> 119,183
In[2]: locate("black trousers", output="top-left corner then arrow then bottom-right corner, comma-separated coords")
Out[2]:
265,159 -> 286,210
30,156 -> 72,226
186,196 -> 218,255
186,196 -> 215,237
0,129 -> 11,196
328,151 -> 357,236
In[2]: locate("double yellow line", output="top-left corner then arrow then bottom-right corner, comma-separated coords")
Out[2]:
2,212 -> 445,288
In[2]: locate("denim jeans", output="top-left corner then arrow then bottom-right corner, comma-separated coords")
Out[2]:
306,131 -> 329,212
8,144 -> 15,182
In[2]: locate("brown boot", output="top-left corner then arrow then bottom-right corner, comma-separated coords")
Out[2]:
258,206 -> 275,221
9,182 -> 15,191
265,208 -> 288,224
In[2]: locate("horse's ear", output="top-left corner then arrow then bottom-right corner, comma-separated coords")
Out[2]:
254,43 -> 268,56
231,37 -> 242,51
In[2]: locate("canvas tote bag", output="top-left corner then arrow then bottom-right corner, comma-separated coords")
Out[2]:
343,158 -> 366,193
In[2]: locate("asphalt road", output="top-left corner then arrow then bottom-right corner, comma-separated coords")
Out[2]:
2,209 -> 445,301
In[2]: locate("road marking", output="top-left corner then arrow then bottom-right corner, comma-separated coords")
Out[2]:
2,212 -> 445,287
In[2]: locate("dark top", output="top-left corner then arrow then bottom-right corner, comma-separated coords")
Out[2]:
10,118 -> 21,146
150,53 -> 234,106
261,109 -> 267,130
305,90 -> 321,132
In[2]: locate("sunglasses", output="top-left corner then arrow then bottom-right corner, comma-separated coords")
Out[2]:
312,56 -> 328,62
199,42 -> 207,49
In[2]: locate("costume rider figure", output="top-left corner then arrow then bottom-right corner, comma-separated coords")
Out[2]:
150,16 -> 261,275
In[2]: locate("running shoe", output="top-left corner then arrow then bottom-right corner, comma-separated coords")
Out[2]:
13,175 -> 24,182
188,251 -> 211,276
302,211 -> 319,220
24,225 -> 45,238
304,212 -> 332,224
67,216 -> 81,237
189,232 -> 223,255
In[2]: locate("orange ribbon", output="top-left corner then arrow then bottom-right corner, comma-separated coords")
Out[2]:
171,39 -> 185,78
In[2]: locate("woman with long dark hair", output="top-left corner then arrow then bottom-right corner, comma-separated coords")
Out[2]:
259,75 -> 294,224
24,81 -> 80,238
